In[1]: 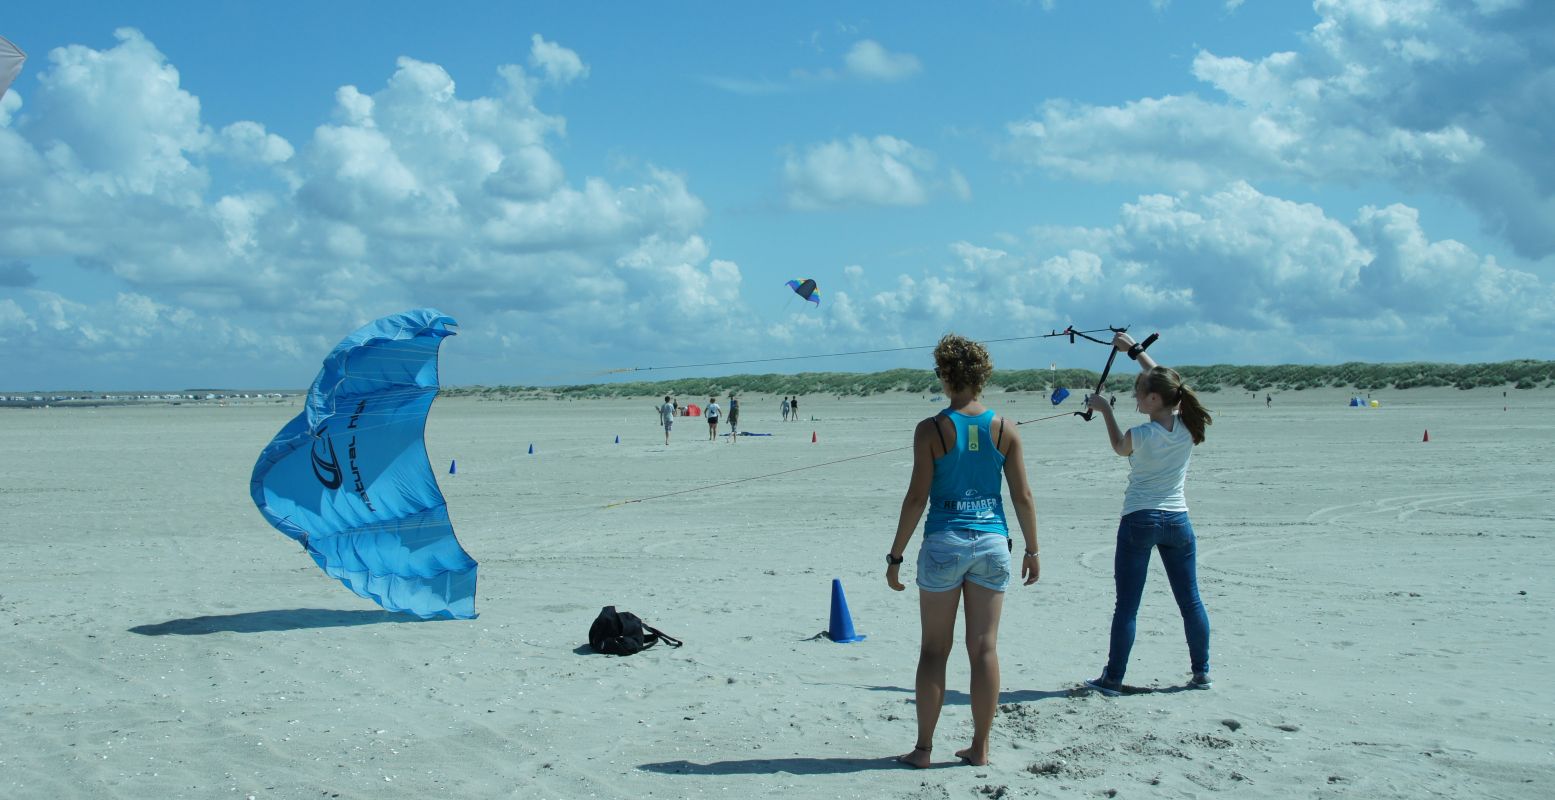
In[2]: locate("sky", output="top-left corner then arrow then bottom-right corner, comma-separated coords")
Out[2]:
1,0 -> 1552,391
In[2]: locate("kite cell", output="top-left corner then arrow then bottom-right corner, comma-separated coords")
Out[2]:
786,278 -> 821,306
251,309 -> 478,619
0,35 -> 25,100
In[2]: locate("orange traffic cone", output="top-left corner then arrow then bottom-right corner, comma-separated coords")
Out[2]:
1422,429 -> 1429,442
812,431 -> 817,443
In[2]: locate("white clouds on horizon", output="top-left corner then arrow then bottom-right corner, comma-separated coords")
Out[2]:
1,21 -> 1549,389
765,181 -> 1554,365
0,29 -> 749,388
1005,0 -> 1555,258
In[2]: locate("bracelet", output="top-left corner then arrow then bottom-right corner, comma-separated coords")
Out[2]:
1126,344 -> 1143,361
1023,551 -> 1040,558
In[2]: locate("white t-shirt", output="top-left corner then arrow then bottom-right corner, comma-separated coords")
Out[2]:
706,402 -> 721,420
1121,416 -> 1193,515
659,403 -> 675,424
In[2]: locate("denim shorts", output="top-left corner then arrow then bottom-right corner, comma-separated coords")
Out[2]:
917,529 -> 1011,592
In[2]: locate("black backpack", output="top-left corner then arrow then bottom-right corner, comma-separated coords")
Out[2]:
588,606 -> 683,655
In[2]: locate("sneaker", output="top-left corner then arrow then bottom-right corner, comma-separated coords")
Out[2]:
1189,672 -> 1213,690
1084,675 -> 1124,697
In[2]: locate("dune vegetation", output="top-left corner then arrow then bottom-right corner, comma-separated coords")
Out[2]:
445,360 -> 1555,399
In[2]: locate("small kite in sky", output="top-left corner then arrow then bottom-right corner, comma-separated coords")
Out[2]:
0,34 -> 26,100
785,278 -> 821,306
251,309 -> 478,619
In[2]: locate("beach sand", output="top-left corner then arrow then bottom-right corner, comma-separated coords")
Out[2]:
2,387 -> 1551,798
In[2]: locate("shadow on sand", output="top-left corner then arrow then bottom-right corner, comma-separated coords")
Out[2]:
129,608 -> 427,636
861,685 -> 1077,704
639,756 -> 910,776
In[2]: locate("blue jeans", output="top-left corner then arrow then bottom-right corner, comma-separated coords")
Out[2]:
1103,510 -> 1211,682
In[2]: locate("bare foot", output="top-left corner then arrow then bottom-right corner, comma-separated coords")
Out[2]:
954,745 -> 989,766
897,744 -> 932,769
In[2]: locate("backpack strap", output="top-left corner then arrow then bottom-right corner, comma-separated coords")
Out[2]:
644,625 -> 683,648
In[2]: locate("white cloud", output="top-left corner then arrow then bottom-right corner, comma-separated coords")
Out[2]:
0,31 -> 749,389
843,40 -> 922,81
708,38 -> 921,93
1005,0 -> 1555,257
785,135 -> 964,209
529,34 -> 589,85
218,121 -> 293,165
776,182 -> 1553,364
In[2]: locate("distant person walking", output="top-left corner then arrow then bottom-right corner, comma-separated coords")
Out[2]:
1265,393 -> 1272,408
706,396 -> 721,441
781,396 -> 791,422
727,396 -> 740,442
658,395 -> 675,445
1082,331 -> 1214,696
887,334 -> 1040,768
791,395 -> 800,421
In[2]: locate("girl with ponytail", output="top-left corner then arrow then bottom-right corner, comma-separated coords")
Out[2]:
1081,331 -> 1214,695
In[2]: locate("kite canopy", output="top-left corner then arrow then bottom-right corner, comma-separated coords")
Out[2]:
785,278 -> 821,306
0,35 -> 25,100
250,309 -> 478,619
1050,387 -> 1071,406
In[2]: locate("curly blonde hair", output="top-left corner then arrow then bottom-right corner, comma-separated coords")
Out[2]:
933,333 -> 993,394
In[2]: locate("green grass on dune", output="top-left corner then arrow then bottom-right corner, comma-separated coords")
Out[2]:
443,360 -> 1555,399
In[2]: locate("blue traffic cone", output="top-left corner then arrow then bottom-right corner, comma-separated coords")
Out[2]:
449,459 -> 456,474
528,443 -> 534,454
826,578 -> 866,643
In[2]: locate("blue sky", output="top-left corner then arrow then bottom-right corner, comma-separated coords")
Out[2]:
1,1 -> 1551,390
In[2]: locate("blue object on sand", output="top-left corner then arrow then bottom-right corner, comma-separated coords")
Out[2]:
250,309 -> 478,620
826,578 -> 866,643
1050,387 -> 1071,406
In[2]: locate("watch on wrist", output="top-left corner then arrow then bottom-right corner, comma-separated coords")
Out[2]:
886,553 -> 905,566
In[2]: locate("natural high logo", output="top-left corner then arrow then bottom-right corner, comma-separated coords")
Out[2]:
309,400 -> 376,512
310,435 -> 343,489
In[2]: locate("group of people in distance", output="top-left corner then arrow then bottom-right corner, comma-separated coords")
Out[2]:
655,393 -> 798,445
888,332 -> 1214,768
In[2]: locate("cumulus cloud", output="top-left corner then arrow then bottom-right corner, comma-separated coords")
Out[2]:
529,34 -> 589,85
1005,0 -> 1555,257
0,30 -> 748,389
843,40 -> 922,81
785,135 -> 968,209
774,182 -> 1553,364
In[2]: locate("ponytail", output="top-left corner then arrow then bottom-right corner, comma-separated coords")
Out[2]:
1142,366 -> 1212,445
1176,385 -> 1211,445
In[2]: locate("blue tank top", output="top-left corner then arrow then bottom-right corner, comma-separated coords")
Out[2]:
925,409 -> 1008,535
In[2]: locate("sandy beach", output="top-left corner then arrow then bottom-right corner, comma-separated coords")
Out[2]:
2,386 -> 1550,799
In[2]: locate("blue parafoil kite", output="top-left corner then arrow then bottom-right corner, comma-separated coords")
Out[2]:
785,278 -> 821,306
251,309 -> 478,619
1050,387 -> 1070,406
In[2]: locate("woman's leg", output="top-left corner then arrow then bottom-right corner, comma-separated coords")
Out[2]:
902,585 -> 961,768
957,581 -> 1005,765
1158,514 -> 1211,676
1104,516 -> 1155,683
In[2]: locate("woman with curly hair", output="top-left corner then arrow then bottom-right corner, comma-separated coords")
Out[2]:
1082,331 -> 1214,695
886,334 -> 1040,768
